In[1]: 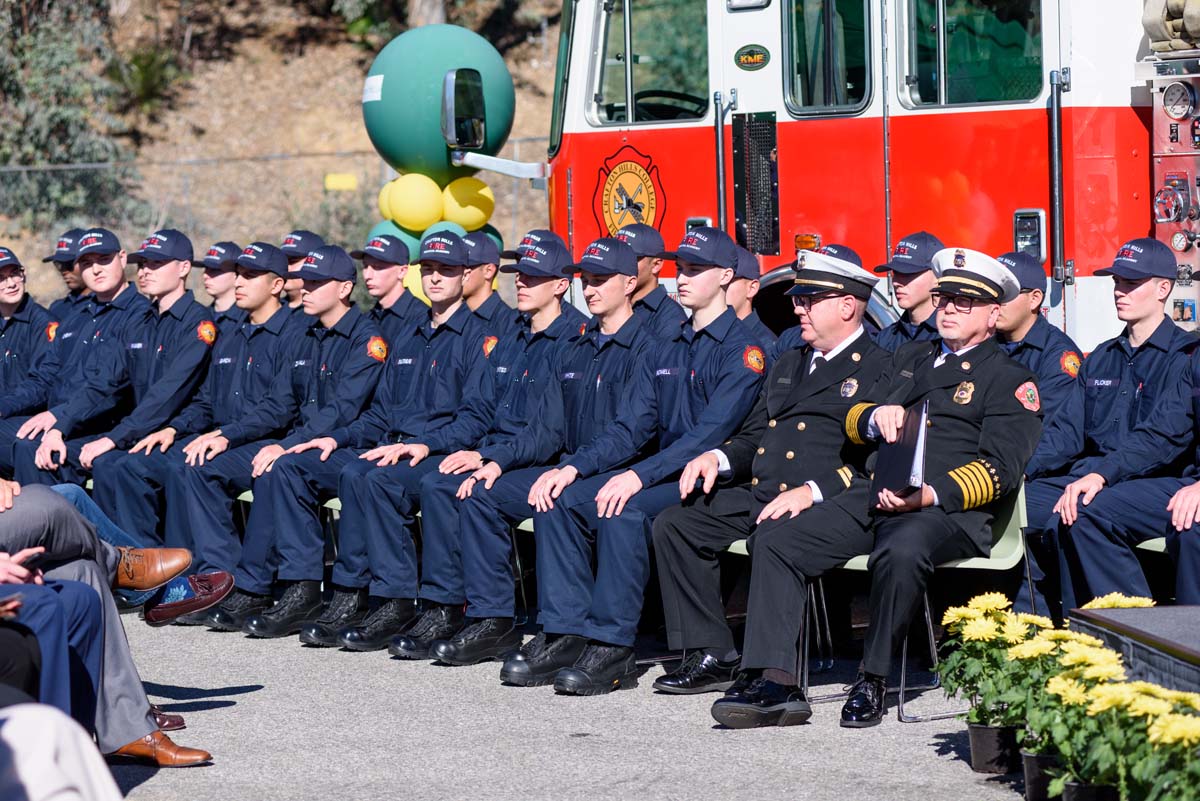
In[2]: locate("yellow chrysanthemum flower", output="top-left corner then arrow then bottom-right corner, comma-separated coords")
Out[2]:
1127,695 -> 1174,718
1041,630 -> 1104,646
961,618 -> 1001,642
1082,592 -> 1156,610
1016,613 -> 1054,629
1007,638 -> 1057,660
1057,641 -> 1123,669
1087,683 -> 1139,715
1126,681 -> 1170,698
1082,662 -> 1127,682
941,606 -> 981,627
1148,713 -> 1200,747
967,592 -> 1012,613
1001,617 -> 1031,644
1046,675 -> 1089,706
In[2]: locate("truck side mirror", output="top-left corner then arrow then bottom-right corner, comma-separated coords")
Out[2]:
442,68 -> 486,151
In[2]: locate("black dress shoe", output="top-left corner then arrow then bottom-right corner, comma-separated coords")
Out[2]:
840,673 -> 887,728
205,589 -> 271,631
500,633 -> 585,686
387,604 -> 466,659
553,643 -> 639,696
653,651 -> 740,695
299,588 -> 369,647
337,598 -> 420,651
172,609 -> 212,626
710,675 -> 812,729
430,617 -> 521,665
243,581 -> 323,638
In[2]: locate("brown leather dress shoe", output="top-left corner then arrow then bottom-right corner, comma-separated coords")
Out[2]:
150,704 -> 185,731
143,572 -> 235,627
114,547 -> 192,591
111,730 -> 211,767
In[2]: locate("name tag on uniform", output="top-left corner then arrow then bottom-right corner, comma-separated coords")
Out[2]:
61,332 -> 74,339
562,372 -> 579,380
656,368 -> 679,377
293,359 -> 308,367
900,370 -> 913,379
217,357 -> 233,365
777,377 -> 792,385
496,366 -> 509,374
396,358 -> 414,366
128,342 -> 144,350
1090,378 -> 1115,387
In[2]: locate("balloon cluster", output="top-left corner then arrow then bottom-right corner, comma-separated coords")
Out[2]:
360,23 -> 516,276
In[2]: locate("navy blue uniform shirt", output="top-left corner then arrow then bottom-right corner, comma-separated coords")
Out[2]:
632,284 -> 688,340
1027,315 -> 1196,484
332,302 -> 490,450
491,314 -> 655,471
742,311 -> 778,368
95,291 -> 216,449
268,304 -> 386,450
873,310 -> 940,353
170,305 -> 296,447
0,296 -> 56,418
571,307 -> 767,486
472,292 -> 522,341
47,284 -> 155,435
212,303 -> 248,339
370,291 -> 429,348
431,308 -> 585,457
48,291 -> 89,325
1001,315 -> 1082,429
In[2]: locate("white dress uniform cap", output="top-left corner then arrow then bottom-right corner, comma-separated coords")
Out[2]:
785,248 -> 881,300
930,247 -> 1021,303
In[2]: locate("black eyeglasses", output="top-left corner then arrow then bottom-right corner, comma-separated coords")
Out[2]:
931,293 -> 987,313
791,292 -> 840,311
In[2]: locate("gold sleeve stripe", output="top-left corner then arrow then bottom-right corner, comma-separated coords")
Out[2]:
947,461 -> 998,510
837,466 -> 853,488
845,403 -> 875,445
968,462 -> 996,504
948,469 -> 975,508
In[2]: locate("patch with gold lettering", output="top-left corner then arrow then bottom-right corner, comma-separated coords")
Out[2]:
1060,351 -> 1081,378
196,321 -> 217,346
743,345 -> 765,374
367,336 -> 388,362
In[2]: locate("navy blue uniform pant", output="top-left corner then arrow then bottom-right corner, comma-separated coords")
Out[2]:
0,416 -> 30,477
91,435 -> 203,547
1016,475 -> 1081,621
533,472 -> 679,647
0,581 -> 102,731
11,434 -> 104,487
235,448 -> 372,594
1070,476 -> 1200,604
454,467 -> 544,617
332,456 -> 444,599
418,469 -> 477,607
164,440 -> 272,578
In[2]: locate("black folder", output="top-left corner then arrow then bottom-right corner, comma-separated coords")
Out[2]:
870,400 -> 929,498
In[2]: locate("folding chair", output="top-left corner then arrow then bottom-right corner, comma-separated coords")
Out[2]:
1136,537 -> 1168,554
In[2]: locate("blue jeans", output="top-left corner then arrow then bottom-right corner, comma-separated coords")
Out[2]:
50,484 -> 158,606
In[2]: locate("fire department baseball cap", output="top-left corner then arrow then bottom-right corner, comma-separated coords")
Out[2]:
350,235 -> 410,267
463,232 -> 502,267
996,251 -> 1047,293
1097,238 -> 1178,281
75,229 -> 122,258
501,229 -> 560,261
201,241 -> 242,271
235,242 -> 289,277
785,248 -> 879,300
874,231 -> 944,274
932,248 -> 1020,303
615,224 -> 665,259
418,232 -> 471,268
280,230 -> 325,259
569,238 -> 638,277
42,228 -> 85,264
129,229 -> 194,264
293,245 -> 357,283
734,246 -> 761,281
501,236 -> 574,277
661,226 -> 739,269
0,247 -> 22,270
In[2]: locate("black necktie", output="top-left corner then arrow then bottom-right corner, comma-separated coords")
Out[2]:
809,354 -> 826,374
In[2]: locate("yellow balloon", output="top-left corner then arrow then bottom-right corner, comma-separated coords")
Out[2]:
385,173 -> 444,232
442,176 -> 495,231
402,263 -> 432,306
377,184 -> 390,220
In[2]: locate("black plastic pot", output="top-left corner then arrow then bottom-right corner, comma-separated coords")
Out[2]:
967,723 -> 1021,774
1062,781 -> 1118,801
1021,750 -> 1059,801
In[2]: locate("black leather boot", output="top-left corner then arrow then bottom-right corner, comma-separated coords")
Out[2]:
298,588 -> 370,646
387,604 -> 465,659
205,588 -> 271,631
337,598 -> 420,652
430,617 -> 521,665
243,580 -> 323,638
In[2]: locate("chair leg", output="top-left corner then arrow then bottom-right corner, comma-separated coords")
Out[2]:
510,528 -> 530,627
800,587 -> 812,695
814,577 -> 834,672
1024,550 -> 1041,618
897,592 -> 966,723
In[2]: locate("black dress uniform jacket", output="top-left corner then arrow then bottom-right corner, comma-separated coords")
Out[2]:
722,331 -> 890,516
846,337 -> 1043,551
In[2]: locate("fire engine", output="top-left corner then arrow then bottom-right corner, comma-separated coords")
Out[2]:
444,0 -> 1200,349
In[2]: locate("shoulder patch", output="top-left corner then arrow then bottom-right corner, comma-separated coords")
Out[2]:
367,336 -> 388,362
1060,350 -> 1081,378
1015,381 -> 1041,412
46,321 -> 59,343
197,321 -> 217,346
483,335 -> 499,357
579,322 -> 588,336
743,345 -> 765,374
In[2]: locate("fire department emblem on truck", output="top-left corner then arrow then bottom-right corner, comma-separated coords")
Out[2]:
593,145 -> 666,235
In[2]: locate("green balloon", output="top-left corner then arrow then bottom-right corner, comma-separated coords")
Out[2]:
366,220 -> 421,254
362,25 -> 516,185
478,223 -> 503,253
421,221 -> 468,239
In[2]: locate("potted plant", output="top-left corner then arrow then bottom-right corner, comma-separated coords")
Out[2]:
938,593 -> 1037,774
1143,701 -> 1200,801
